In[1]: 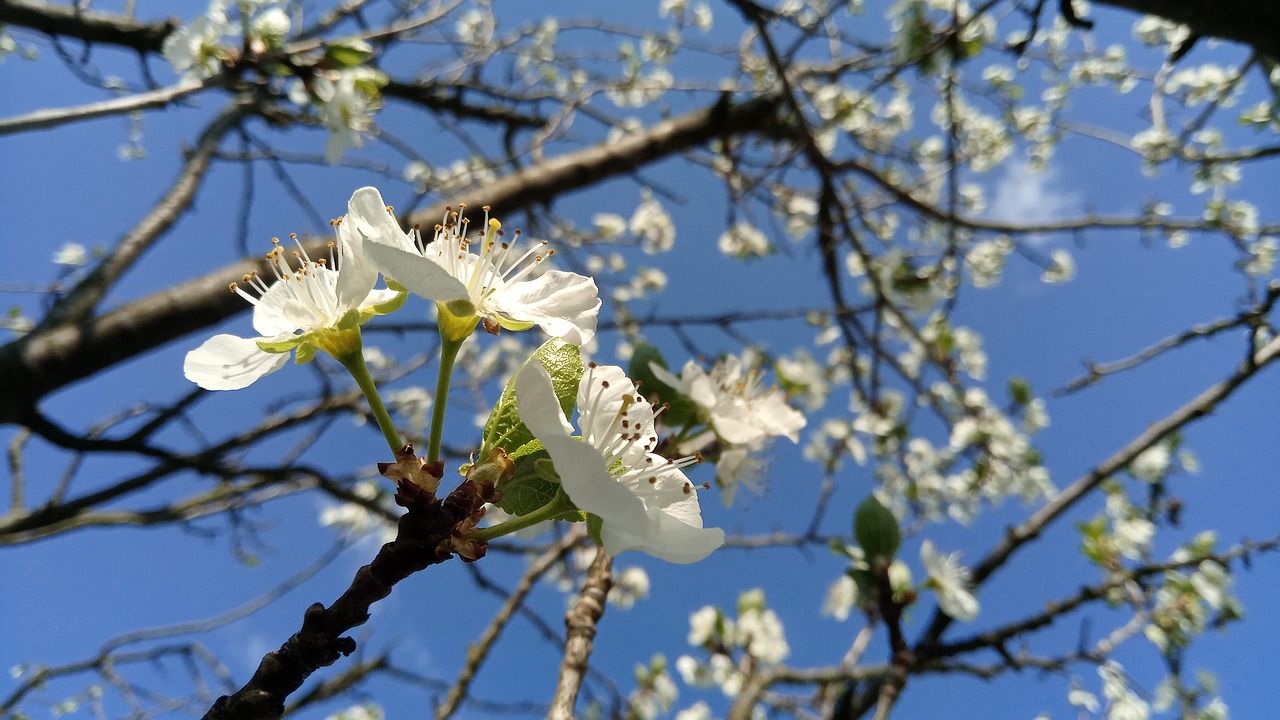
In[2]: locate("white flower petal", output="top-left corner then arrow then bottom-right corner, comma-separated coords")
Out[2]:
251,279 -> 303,337
648,361 -> 686,395
602,502 -> 724,564
334,209 -> 377,310
364,241 -> 470,302
684,363 -> 719,409
938,586 -> 980,622
493,270 -> 600,345
358,287 -> 404,312
183,334 -> 289,390
517,361 -> 722,563
541,433 -> 648,535
752,393 -> 807,442
515,361 -> 574,440
576,364 -> 654,466
348,186 -> 413,251
710,412 -> 766,445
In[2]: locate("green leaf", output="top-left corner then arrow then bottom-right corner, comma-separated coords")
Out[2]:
495,448 -> 560,516
324,37 -> 373,69
481,339 -> 583,458
854,495 -> 901,566
1008,377 -> 1032,406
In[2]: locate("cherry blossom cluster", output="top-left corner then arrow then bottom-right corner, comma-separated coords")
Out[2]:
183,186 -> 817,566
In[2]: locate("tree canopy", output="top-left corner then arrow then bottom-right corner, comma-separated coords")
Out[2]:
2,2 -> 1279,720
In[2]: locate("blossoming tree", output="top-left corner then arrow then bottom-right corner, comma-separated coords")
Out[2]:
2,2 -> 1279,720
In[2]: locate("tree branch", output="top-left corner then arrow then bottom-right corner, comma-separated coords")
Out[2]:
0,0 -> 176,53
202,475 -> 493,720
547,549 -> 612,720
0,93 -> 783,425
914,332 -> 1280,656
0,78 -> 208,137
1092,0 -> 1280,62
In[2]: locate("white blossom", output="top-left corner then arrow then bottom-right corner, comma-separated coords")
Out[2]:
674,702 -> 712,720
687,606 -> 725,646
1100,661 -> 1150,720
307,66 -> 386,164
387,386 -> 433,435
630,192 -> 676,254
1130,444 -> 1171,482
1042,248 -> 1076,283
714,441 -> 768,506
920,540 -> 979,621
1068,678 -> 1101,713
52,242 -> 88,267
593,213 -> 628,239
325,703 -> 384,720
651,354 -> 807,445
964,239 -> 1010,288
717,222 -> 772,259
250,6 -> 290,46
516,362 -> 724,563
821,575 -> 858,621
162,2 -> 231,80
319,481 -> 395,544
608,566 -> 651,609
183,187 -> 400,391
737,605 -> 789,664
362,191 -> 600,344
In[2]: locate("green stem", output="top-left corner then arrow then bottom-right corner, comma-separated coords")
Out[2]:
427,336 -> 465,463
339,347 -> 402,455
464,489 -> 575,543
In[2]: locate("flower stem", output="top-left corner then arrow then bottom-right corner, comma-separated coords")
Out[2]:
427,336 -> 465,463
338,346 -> 402,455
464,489 -> 575,543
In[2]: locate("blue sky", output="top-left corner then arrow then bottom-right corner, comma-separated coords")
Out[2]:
3,2 -> 1280,719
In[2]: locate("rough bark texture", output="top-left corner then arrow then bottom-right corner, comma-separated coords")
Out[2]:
202,470 -> 494,720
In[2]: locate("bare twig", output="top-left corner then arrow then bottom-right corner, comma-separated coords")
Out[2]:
0,78 -> 208,136
547,549 -> 612,720
435,528 -> 585,720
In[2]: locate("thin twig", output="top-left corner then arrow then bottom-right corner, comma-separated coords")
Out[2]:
547,549 -> 612,720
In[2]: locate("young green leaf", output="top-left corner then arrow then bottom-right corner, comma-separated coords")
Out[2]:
854,495 -> 901,566
481,339 -> 583,458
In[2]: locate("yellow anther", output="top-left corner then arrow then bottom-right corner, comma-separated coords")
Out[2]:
228,282 -> 238,292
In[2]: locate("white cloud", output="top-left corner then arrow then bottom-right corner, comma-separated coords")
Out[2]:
986,160 -> 1083,229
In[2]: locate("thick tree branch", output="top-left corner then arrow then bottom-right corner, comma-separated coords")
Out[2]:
0,93 -> 782,425
0,0 -> 176,53
1092,0 -> 1280,62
